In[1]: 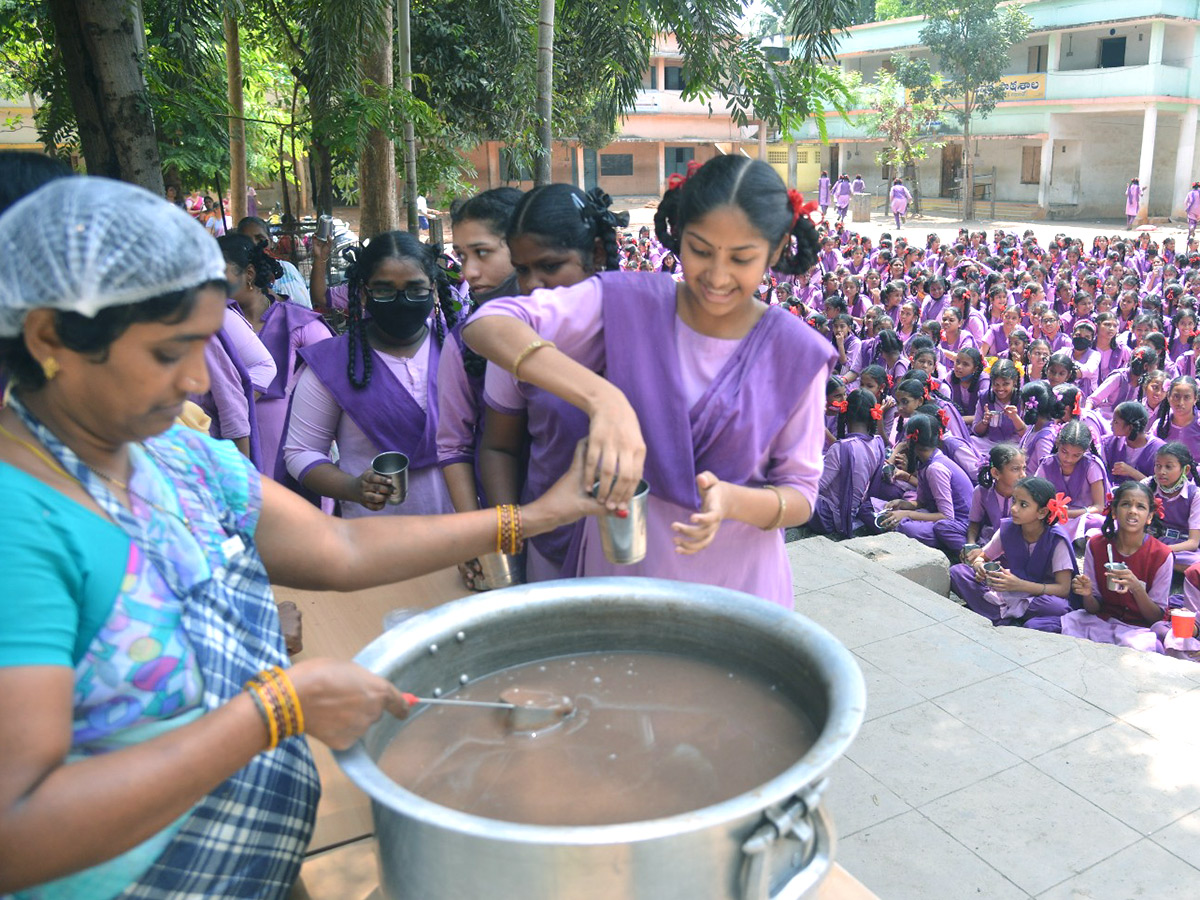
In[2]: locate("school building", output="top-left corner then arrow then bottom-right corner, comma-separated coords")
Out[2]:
811,0 -> 1200,221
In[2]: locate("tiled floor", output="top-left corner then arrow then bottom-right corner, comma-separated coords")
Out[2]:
789,537 -> 1200,899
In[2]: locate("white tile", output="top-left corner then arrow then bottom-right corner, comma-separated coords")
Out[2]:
1025,640 -> 1197,717
852,655 -> 925,722
846,701 -> 1022,807
792,579 -> 939,650
1150,807 -> 1200,862
934,669 -> 1116,759
854,622 -> 1017,699
944,611 -> 1075,667
837,810 -> 1028,900
922,764 -> 1139,896
861,569 -> 963,622
1121,687 -> 1200,751
821,756 -> 911,838
1036,838 -> 1200,899
1032,721 -> 1200,835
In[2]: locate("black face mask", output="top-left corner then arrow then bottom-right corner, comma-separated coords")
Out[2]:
1072,335 -> 1092,352
368,292 -> 436,341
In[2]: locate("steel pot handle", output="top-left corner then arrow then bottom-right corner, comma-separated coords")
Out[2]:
740,781 -> 834,900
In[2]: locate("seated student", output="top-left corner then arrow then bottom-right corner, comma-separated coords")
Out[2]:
1067,320 -> 1101,397
972,359 -> 1024,452
875,412 -> 972,554
918,401 -> 982,484
1099,401 -> 1163,485
964,443 -> 1026,548
830,313 -> 860,379
823,375 -> 846,450
1003,326 -> 1031,368
979,304 -> 1023,357
1152,375 -> 1200,463
1172,330 -> 1200,379
858,364 -> 898,447
1148,442 -> 1200,572
950,476 -> 1076,628
947,347 -> 986,426
1034,420 -> 1108,544
811,389 -> 887,537
1052,383 -> 1107,450
1063,480 -> 1174,654
1017,380 -> 1058,476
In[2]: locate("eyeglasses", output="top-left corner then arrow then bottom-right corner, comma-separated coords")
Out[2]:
368,286 -> 434,303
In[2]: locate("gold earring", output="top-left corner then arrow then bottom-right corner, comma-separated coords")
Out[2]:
42,357 -> 60,381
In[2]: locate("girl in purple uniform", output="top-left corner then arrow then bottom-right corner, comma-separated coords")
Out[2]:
1018,380 -> 1058,476
877,412 -> 972,554
948,348 -> 986,426
964,443 -> 1026,547
1034,420 -> 1108,544
811,389 -> 887,537
1149,442 -> 1200,571
1100,401 -> 1162,484
951,476 -> 1076,628
972,359 -> 1023,452
1153,375 -> 1200,462
464,155 -> 834,606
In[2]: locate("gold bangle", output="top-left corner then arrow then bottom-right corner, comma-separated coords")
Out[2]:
266,666 -> 305,736
511,339 -> 555,378
512,504 -> 524,555
761,485 -> 786,531
246,685 -> 276,750
495,504 -> 504,555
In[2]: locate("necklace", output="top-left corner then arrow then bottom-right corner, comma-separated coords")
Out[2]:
0,420 -> 191,529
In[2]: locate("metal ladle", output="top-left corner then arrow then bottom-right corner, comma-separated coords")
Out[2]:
401,690 -> 574,731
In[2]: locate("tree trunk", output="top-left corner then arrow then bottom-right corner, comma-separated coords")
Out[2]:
279,128 -> 292,219
225,13 -> 247,224
534,0 -> 555,186
360,0 -> 399,237
311,139 -> 334,214
397,0 -> 419,232
45,0 -> 163,192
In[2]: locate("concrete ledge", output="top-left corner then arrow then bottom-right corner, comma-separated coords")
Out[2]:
839,532 -> 951,597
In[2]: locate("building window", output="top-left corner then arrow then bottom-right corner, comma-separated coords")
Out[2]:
499,148 -> 533,182
664,65 -> 685,91
797,151 -> 809,164
767,149 -> 788,164
665,146 -> 694,178
1021,146 -> 1042,184
1027,45 -> 1047,73
1100,36 -> 1126,68
600,153 -> 634,177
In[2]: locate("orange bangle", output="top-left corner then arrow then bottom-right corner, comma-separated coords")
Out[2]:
495,505 -> 504,555
271,666 -> 305,735
246,684 -> 277,750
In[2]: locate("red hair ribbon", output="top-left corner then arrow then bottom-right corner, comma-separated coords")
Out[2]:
1102,491 -> 1113,518
666,159 -> 703,192
886,374 -> 895,389
1072,393 -> 1082,418
906,429 -> 921,445
929,378 -> 941,392
1154,495 -> 1166,520
870,405 -> 884,421
1046,492 -> 1071,525
788,189 -> 820,229
937,408 -> 950,429
830,399 -> 849,413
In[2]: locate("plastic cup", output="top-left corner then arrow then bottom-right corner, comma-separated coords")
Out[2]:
598,479 -> 649,565
1171,609 -> 1196,639
372,451 -> 409,505
1104,561 -> 1129,593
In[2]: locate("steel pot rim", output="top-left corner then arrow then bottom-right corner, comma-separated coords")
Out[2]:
335,577 -> 865,846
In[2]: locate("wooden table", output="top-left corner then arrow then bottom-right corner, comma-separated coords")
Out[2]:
277,566 -> 468,851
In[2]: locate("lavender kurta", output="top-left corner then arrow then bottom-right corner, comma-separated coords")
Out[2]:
896,448 -> 973,552
1020,423 -> 1057,476
1099,433 -> 1164,485
473,272 -> 835,606
1034,453 -> 1108,542
818,176 -> 832,208
1125,183 -> 1142,217
950,520 -> 1075,626
968,484 -> 1011,542
812,433 -> 886,537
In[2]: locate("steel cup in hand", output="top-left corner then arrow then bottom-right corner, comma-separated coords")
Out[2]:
372,451 -> 409,505
597,479 -> 649,565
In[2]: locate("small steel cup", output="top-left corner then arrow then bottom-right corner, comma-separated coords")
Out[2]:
881,463 -> 897,483
1105,561 -> 1129,592
598,479 -> 649,565
874,510 -> 892,530
372,451 -> 409,505
478,552 -> 524,589
983,561 -> 1002,574
988,410 -> 1003,427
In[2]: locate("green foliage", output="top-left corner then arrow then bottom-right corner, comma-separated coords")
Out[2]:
873,0 -> 921,20
856,68 -> 944,173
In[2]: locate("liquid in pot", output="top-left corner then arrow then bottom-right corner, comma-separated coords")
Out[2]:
378,651 -> 816,826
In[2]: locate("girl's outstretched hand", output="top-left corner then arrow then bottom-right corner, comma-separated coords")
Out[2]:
671,471 -> 725,554
585,384 -> 646,509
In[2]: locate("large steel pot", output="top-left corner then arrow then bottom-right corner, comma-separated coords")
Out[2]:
336,577 -> 865,900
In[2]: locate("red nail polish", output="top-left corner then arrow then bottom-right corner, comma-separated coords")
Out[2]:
615,509 -> 629,519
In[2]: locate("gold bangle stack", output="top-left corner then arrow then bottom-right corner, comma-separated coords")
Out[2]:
511,339 -> 556,378
495,503 -> 524,555
761,485 -> 787,531
245,665 -> 305,750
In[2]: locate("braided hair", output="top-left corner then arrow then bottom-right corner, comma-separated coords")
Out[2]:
509,183 -> 629,274
218,232 -> 284,294
903,412 -> 939,475
1155,374 -> 1200,438
344,231 -> 458,390
837,388 -> 880,439
1100,479 -> 1159,540
654,154 -> 819,275
978,442 -> 1023,488
1113,400 -> 1149,440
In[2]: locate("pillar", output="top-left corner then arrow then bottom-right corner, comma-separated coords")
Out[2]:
788,142 -> 797,189
1037,135 -> 1054,213
1173,106 -> 1199,218
1149,20 -> 1166,67
656,57 -> 666,90
1046,32 -> 1060,74
574,144 -> 585,190
486,141 -> 500,188
657,140 -> 666,192
758,121 -> 767,161
1137,105 -> 1158,224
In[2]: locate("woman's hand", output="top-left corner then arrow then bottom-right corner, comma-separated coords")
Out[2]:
960,546 -> 983,565
986,567 -> 1022,592
356,468 -> 394,510
312,234 -> 332,265
1108,566 -> 1143,595
1003,404 -> 1019,421
1112,461 -> 1137,479
288,659 -> 410,751
458,559 -> 486,591
584,385 -> 646,509
1072,573 -> 1094,597
671,471 -> 725,554
527,439 -> 610,528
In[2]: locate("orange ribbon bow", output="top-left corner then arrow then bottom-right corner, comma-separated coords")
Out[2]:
936,408 -> 949,429
1072,393 -> 1082,418
1154,495 -> 1166,520
787,189 -> 819,229
830,399 -> 849,413
1046,492 -> 1071,525
666,159 -> 703,192
906,429 -> 921,445
870,405 -> 884,421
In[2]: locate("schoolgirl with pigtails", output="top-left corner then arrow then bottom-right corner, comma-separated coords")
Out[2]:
950,475 -> 1077,630
477,183 -> 630,582
1087,345 -> 1159,421
856,364 -> 898,447
948,346 -> 986,425
463,154 -> 836,606
875,412 -> 973,554
1152,375 -> 1200,462
823,375 -> 847,449
964,443 -> 1026,549
972,358 -> 1024,451
1064,480 -> 1175,654
1033,420 -> 1108,544
810,389 -> 888,538
916,401 -> 982,483
902,366 -> 974,446
1100,400 -> 1164,486
1017,380 -> 1058,476
280,231 -> 459,516
1144,442 -> 1200,572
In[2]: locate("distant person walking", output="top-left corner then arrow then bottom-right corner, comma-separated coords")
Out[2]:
851,173 -> 866,194
889,178 -> 914,228
833,174 -> 852,223
817,170 -> 831,219
1185,181 -> 1200,242
1125,177 -> 1142,229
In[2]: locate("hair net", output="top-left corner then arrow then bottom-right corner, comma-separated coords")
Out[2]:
0,176 -> 227,337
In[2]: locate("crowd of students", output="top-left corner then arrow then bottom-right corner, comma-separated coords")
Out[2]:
793,220 -> 1200,658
